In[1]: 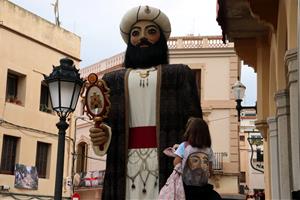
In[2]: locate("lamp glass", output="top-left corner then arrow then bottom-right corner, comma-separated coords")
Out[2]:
232,80 -> 246,100
48,80 -> 79,115
71,84 -> 81,110
48,81 -> 59,109
60,81 -> 76,110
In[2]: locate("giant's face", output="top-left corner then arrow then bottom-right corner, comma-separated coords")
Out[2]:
130,21 -> 161,47
124,20 -> 168,68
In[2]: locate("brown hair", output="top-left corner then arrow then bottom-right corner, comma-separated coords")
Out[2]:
183,117 -> 211,148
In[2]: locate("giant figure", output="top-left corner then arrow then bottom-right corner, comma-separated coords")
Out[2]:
89,5 -> 202,199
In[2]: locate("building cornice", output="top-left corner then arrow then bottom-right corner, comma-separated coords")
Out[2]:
0,24 -> 81,62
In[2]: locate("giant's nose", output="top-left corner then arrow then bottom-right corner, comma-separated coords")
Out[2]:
139,29 -> 146,39
140,37 -> 148,43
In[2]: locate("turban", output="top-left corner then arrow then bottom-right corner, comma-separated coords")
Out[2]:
120,5 -> 171,43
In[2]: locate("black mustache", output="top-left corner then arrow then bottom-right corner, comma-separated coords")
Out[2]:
137,38 -> 152,47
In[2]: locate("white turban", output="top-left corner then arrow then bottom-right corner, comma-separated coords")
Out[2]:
120,5 -> 171,43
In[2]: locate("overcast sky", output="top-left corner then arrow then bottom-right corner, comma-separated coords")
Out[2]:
9,0 -> 256,105
10,0 -> 222,66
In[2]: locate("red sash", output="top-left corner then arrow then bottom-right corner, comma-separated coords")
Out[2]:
128,126 -> 157,149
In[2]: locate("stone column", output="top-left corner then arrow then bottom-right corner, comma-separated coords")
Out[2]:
275,90 -> 291,200
285,48 -> 300,192
267,117 -> 280,199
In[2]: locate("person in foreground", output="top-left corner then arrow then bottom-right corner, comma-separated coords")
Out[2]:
89,5 -> 202,200
174,117 -> 222,200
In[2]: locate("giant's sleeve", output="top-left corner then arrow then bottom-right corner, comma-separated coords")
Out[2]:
182,65 -> 203,118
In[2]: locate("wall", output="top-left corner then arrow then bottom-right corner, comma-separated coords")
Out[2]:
0,0 -> 80,198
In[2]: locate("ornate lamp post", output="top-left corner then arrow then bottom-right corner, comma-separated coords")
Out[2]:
232,80 -> 256,122
247,135 -> 264,173
232,80 -> 263,174
44,58 -> 84,200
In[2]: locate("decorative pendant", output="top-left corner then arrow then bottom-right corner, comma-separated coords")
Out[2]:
135,67 -> 156,88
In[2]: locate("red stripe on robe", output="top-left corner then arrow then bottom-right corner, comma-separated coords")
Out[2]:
128,126 -> 157,149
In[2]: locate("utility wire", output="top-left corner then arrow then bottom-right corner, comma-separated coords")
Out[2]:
0,119 -> 74,142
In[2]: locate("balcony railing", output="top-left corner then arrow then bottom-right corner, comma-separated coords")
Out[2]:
75,170 -> 105,188
213,152 -> 227,171
167,36 -> 233,49
80,36 -> 234,79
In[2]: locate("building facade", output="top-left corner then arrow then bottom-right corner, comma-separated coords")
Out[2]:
0,0 -> 80,199
239,110 -> 264,197
76,35 -> 244,199
217,0 -> 300,199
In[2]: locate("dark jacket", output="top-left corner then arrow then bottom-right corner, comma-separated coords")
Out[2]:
101,64 -> 202,200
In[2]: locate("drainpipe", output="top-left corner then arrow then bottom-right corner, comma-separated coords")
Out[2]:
298,0 -> 300,140
293,1 -> 300,199
71,116 -> 86,194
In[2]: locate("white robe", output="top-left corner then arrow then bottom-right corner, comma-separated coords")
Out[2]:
126,68 -> 159,200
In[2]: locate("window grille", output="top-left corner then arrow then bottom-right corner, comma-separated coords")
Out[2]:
0,135 -> 18,174
35,142 -> 50,178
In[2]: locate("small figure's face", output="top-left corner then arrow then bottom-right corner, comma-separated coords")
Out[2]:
187,152 -> 209,171
130,21 -> 161,47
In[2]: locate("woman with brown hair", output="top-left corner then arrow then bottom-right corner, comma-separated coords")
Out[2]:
174,117 -> 222,200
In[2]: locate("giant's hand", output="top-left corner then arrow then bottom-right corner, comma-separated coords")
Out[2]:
89,123 -> 111,156
89,124 -> 109,145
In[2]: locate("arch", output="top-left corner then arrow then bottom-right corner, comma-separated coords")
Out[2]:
76,141 -> 88,173
249,0 -> 279,31
77,135 -> 91,146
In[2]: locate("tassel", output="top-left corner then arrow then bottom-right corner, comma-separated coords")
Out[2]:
131,183 -> 136,189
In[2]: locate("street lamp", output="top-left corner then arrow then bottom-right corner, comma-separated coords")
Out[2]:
232,80 -> 256,121
44,58 -> 84,200
247,135 -> 264,173
232,80 -> 263,174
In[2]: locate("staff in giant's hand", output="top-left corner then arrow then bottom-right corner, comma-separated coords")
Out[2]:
81,73 -> 111,156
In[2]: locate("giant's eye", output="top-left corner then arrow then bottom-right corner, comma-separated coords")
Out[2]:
131,30 -> 140,37
148,28 -> 157,35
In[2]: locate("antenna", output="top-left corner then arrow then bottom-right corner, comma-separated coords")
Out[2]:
52,0 -> 60,26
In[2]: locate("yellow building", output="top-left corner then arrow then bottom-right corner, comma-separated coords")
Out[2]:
217,0 -> 299,199
0,0 -> 80,199
76,35 -> 244,199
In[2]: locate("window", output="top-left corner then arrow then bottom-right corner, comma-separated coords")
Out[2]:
6,70 -> 26,106
193,69 -> 201,101
6,73 -> 18,101
0,135 -> 19,174
240,135 -> 245,141
35,142 -> 50,178
76,142 -> 88,173
240,171 -> 246,183
39,82 -> 52,113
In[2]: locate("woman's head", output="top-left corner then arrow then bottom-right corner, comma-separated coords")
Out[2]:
183,117 -> 211,148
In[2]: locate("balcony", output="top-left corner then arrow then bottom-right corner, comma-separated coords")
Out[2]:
213,152 -> 227,173
167,36 -> 233,49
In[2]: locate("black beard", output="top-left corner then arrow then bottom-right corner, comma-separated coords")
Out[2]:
124,36 -> 169,69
